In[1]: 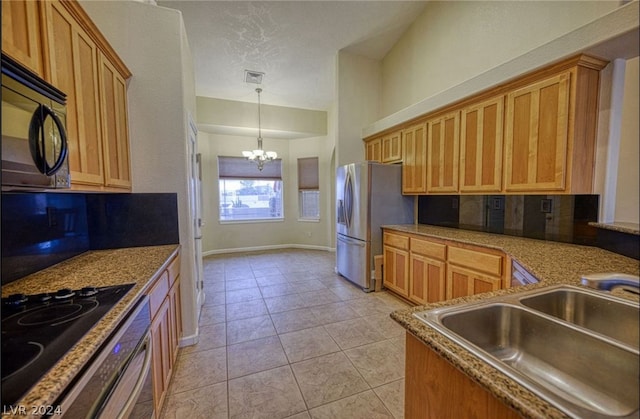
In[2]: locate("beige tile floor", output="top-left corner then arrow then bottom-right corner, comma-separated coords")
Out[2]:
160,249 -> 410,419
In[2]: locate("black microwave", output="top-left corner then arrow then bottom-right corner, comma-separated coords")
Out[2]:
1,54 -> 70,190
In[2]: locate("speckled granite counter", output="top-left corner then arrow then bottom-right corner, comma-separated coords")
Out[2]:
1,244 -> 180,416
384,224 -> 639,419
589,221 -> 640,235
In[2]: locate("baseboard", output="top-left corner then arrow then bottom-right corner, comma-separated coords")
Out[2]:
179,329 -> 199,347
203,243 -> 335,256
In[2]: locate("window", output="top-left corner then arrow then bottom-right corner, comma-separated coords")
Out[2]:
218,156 -> 283,222
298,157 -> 319,220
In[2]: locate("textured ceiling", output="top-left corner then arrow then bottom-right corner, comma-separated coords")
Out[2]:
158,1 -> 427,110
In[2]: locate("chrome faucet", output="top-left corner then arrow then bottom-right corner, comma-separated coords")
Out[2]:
581,273 -> 640,294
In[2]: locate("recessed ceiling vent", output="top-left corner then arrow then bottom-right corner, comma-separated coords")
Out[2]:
244,70 -> 265,84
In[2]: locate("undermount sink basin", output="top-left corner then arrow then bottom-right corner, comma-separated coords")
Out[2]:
414,285 -> 640,418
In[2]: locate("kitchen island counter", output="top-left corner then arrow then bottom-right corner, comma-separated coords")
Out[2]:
1,244 -> 180,416
384,224 -> 639,418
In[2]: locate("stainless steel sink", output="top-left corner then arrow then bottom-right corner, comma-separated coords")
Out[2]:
413,285 -> 639,418
520,288 -> 639,348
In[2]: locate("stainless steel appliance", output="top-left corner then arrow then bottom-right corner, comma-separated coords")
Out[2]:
336,162 -> 414,291
1,53 -> 70,190
59,296 -> 153,419
0,284 -> 149,417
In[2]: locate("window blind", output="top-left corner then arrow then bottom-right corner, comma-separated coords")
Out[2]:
218,156 -> 282,180
297,157 -> 319,190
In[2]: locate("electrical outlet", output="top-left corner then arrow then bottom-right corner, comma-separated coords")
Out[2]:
306,232 -> 312,237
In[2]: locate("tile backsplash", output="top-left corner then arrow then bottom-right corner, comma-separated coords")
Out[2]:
1,192 -> 179,285
418,195 -> 599,245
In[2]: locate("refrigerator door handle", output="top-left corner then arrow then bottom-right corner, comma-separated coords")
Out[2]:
337,234 -> 365,247
344,171 -> 353,229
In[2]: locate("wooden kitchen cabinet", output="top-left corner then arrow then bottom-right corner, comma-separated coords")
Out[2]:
365,137 -> 382,162
41,0 -> 132,191
460,96 -> 504,193
383,229 -> 508,304
98,52 -> 131,188
148,252 -> 181,415
150,296 -> 172,414
505,72 -> 570,192
382,130 -> 403,163
383,232 -> 410,297
1,0 -> 46,78
405,333 -> 520,419
447,265 -> 502,299
504,56 -> 605,193
402,123 -> 428,194
427,111 -> 460,193
45,0 -> 105,186
409,237 -> 446,304
446,244 -> 505,299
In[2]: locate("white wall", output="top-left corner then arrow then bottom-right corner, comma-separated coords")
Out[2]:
336,51 -> 381,166
615,56 -> 639,223
198,132 -> 334,254
380,1 -> 619,117
79,0 -> 199,342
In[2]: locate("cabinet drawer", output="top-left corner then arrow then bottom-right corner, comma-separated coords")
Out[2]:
384,232 -> 409,250
448,246 -> 503,277
148,271 -> 169,318
167,255 -> 180,286
410,238 -> 446,260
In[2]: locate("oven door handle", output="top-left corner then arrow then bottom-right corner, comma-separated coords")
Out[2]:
97,331 -> 153,419
119,332 -> 152,419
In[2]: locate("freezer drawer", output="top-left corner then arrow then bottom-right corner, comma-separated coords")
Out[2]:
336,234 -> 371,291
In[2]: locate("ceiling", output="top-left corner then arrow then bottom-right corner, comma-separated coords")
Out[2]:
157,1 -> 427,111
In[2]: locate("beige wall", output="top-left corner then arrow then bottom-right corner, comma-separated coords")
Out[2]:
80,0 -> 199,341
198,132 -> 334,254
615,56 -> 639,223
197,96 -> 327,138
380,1 -> 618,117
336,51 -> 381,166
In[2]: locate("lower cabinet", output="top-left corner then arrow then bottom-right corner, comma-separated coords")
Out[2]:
446,245 -> 504,299
147,252 -> 181,415
405,333 -> 520,418
409,237 -> 446,304
383,239 -> 410,297
382,229 -> 508,304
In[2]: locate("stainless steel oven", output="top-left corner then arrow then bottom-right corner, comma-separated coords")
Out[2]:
58,297 -> 153,419
1,53 -> 70,190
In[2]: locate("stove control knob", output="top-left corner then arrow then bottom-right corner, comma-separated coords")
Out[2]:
54,288 -> 75,300
32,293 -> 52,303
4,293 -> 28,307
78,287 -> 98,297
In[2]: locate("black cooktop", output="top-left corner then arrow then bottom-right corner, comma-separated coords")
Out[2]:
1,283 -> 135,407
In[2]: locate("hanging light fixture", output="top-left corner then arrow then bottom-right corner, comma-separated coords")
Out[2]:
242,87 -> 277,171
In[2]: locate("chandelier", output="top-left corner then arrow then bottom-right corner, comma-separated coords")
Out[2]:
242,87 -> 277,171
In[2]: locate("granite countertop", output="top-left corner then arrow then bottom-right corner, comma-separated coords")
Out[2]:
589,221 -> 640,235
384,224 -> 639,419
1,244 -> 180,416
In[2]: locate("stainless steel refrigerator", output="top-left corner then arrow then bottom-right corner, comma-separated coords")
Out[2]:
336,161 -> 414,291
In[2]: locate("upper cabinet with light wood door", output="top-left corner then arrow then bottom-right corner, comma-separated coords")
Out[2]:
382,130 -> 403,163
16,0 -> 133,191
362,54 -> 607,196
45,0 -> 105,186
402,122 -> 427,194
365,137 -> 382,162
99,52 -> 131,188
427,111 -> 459,193
460,96 -> 504,193
45,0 -> 132,191
1,0 -> 46,78
504,57 -> 606,193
